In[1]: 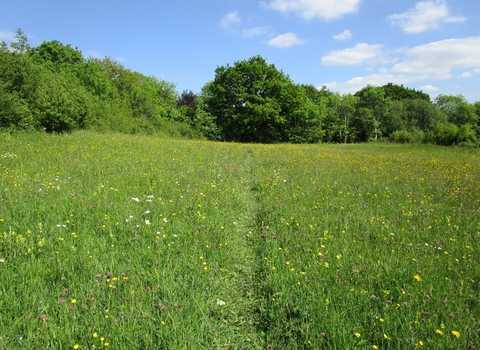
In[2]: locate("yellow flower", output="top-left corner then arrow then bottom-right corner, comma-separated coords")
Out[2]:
71,299 -> 77,304
414,275 -> 422,282
384,333 -> 390,340
355,333 -> 361,338
93,332 -> 98,338
373,346 -> 379,350
435,329 -> 443,335
104,343 -> 109,347
451,330 -> 460,338
73,345 -> 80,350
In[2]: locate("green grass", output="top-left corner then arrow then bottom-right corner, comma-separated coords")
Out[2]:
0,132 -> 479,349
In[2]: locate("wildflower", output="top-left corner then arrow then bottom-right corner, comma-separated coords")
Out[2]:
73,345 -> 80,349
93,333 -> 98,338
414,275 -> 422,282
104,343 -> 109,347
71,299 -> 77,304
435,330 -> 443,335
451,331 -> 460,338
355,333 -> 361,338
384,333 -> 390,340
217,299 -> 226,306
373,346 -> 379,349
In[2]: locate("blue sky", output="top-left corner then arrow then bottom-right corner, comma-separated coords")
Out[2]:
2,0 -> 479,102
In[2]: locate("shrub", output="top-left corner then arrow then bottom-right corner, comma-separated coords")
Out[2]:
390,130 -> 414,143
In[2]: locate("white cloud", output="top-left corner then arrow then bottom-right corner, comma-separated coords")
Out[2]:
333,30 -> 352,41
388,0 -> 466,34
322,36 -> 480,95
268,32 -> 305,48
0,30 -> 15,42
242,26 -> 273,37
458,72 -> 472,79
321,43 -> 385,66
220,11 -> 241,28
392,37 -> 480,79
323,73 -> 429,94
421,84 -> 440,92
263,0 -> 360,20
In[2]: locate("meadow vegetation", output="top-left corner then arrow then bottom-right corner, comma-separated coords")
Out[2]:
1,131 -> 479,349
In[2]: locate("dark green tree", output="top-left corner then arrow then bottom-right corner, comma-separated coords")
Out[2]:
355,85 -> 389,141
205,56 -> 323,143
382,83 -> 430,102
28,40 -> 83,70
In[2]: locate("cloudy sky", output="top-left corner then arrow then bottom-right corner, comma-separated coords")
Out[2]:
2,0 -> 479,101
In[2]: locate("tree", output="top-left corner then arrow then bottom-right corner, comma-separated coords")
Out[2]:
435,94 -> 478,134
355,85 -> 389,141
382,83 -> 430,102
177,90 -> 197,109
337,94 -> 359,144
205,56 -> 323,143
10,28 -> 30,53
28,40 -> 83,70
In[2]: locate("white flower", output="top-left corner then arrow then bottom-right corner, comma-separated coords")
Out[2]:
216,299 -> 226,306
132,197 -> 139,202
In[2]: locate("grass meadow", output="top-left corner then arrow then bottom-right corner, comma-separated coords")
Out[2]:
0,131 -> 479,349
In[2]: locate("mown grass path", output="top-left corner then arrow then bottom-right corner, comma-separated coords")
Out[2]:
1,132 -> 479,349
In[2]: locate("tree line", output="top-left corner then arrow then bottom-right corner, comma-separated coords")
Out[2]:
2,29 -> 479,145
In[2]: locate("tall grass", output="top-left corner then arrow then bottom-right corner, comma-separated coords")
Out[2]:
0,132 -> 479,349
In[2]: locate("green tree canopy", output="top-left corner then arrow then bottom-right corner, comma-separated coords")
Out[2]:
435,94 -> 478,134
204,55 -> 323,143
28,40 -> 83,69
382,83 -> 431,102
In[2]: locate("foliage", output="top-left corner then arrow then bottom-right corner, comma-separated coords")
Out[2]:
204,56 -> 323,143
390,129 -> 414,143
355,85 -> 388,141
28,40 -> 83,71
1,30 -> 479,145
435,94 -> 479,134
432,123 -> 460,145
0,33 -> 200,138
382,83 -> 431,102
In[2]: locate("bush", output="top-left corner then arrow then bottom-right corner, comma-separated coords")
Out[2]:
390,130 -> 414,143
432,123 -> 459,145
